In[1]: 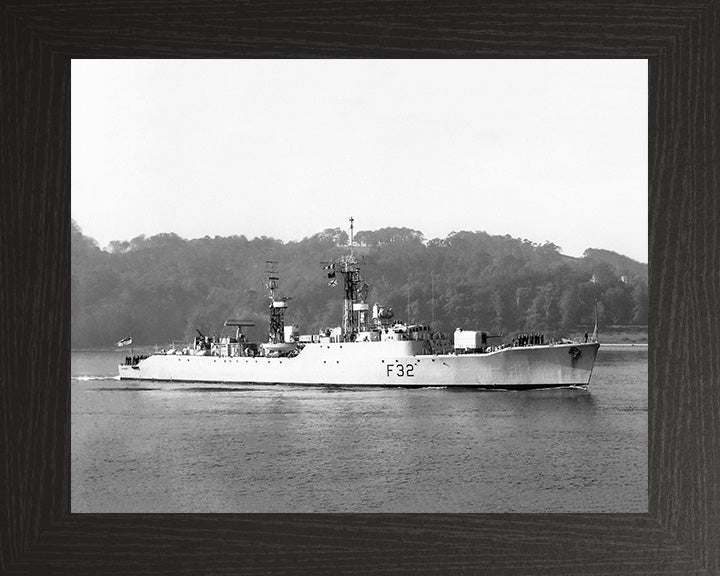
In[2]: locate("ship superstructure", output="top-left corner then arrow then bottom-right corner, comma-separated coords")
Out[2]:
119,219 -> 600,388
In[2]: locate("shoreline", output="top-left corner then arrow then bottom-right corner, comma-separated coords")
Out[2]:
598,342 -> 648,347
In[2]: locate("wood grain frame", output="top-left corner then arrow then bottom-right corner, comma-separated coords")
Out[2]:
1,1 -> 718,574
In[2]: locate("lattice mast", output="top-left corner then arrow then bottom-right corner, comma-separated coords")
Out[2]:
323,217 -> 370,337
265,260 -> 288,343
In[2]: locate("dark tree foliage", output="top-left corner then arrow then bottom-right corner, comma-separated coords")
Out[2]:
71,221 -> 648,347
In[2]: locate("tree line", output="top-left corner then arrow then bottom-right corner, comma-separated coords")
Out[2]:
72,221 -> 648,348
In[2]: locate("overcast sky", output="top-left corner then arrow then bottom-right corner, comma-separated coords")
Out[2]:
72,59 -> 647,262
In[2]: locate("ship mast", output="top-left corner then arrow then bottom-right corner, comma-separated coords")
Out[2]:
265,260 -> 288,344
349,216 -> 354,258
323,217 -> 370,338
592,298 -> 599,342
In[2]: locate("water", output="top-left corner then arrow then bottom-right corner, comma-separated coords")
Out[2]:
71,346 -> 647,512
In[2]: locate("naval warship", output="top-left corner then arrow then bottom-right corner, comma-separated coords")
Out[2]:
119,219 -> 599,388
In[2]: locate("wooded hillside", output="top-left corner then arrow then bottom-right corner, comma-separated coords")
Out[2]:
72,222 -> 648,348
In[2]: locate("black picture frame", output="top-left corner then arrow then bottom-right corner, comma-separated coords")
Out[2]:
2,2 -> 717,574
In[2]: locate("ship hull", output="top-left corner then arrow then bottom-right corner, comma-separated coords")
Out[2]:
119,342 -> 599,388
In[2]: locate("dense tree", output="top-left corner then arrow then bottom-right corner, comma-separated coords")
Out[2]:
631,283 -> 649,325
602,284 -> 635,324
71,224 -> 648,347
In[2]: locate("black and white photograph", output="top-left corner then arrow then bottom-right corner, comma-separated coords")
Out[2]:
71,59 -> 647,513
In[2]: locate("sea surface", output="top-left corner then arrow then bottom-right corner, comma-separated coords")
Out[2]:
71,346 -> 647,513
